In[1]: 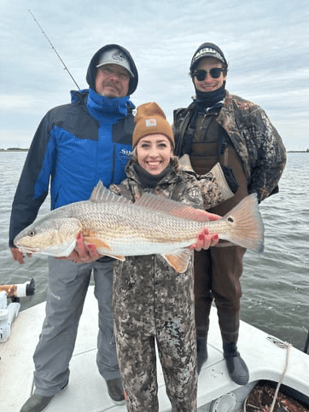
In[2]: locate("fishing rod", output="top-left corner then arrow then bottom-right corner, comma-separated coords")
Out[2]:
28,9 -> 80,90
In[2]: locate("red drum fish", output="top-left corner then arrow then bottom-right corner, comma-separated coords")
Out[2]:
14,181 -> 264,273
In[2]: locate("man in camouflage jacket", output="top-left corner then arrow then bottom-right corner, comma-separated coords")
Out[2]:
174,91 -> 286,203
173,42 -> 286,386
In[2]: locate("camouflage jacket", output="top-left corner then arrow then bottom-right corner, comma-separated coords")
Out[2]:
110,156 -> 203,207
173,90 -> 287,202
110,156 -> 233,210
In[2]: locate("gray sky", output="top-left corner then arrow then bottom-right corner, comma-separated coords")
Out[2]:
1,0 -> 309,151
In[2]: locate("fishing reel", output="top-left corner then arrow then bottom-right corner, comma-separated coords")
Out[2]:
0,279 -> 35,342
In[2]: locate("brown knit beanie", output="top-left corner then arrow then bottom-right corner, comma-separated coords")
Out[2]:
132,102 -> 174,148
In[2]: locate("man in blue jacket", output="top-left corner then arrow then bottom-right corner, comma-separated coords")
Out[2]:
9,44 -> 138,412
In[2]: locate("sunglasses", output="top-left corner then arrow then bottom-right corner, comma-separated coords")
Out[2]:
193,68 -> 225,81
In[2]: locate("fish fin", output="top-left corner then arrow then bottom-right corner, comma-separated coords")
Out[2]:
83,236 -> 112,251
90,181 -> 132,204
111,255 -> 126,261
222,193 -> 264,253
163,249 -> 192,273
84,235 -> 125,261
96,251 -> 126,262
135,193 -> 209,222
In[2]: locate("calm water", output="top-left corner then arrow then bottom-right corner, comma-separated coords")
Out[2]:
0,151 -> 308,351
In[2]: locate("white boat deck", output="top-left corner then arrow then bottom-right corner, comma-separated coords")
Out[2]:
1,286 -> 309,411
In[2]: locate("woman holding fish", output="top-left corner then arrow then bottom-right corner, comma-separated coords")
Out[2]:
105,102 -> 218,411
90,102 -> 222,412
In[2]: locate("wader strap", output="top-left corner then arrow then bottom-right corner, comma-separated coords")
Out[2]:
175,109 -> 197,157
176,107 -> 232,177
221,143 -> 229,166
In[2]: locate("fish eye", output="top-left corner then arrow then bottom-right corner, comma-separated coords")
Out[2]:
228,217 -> 234,223
28,230 -> 36,237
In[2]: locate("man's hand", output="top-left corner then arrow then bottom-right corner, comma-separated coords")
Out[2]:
57,233 -> 103,263
10,247 -> 31,264
189,228 -> 219,251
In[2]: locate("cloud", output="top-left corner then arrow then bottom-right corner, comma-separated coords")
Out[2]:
0,95 -> 36,110
1,0 -> 309,151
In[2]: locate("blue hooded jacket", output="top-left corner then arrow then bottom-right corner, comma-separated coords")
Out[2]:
9,44 -> 138,247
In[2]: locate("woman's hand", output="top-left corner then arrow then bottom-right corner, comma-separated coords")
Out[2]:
57,233 -> 103,263
189,209 -> 220,251
189,228 -> 219,251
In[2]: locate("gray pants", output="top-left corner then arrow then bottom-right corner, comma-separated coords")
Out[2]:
33,257 -> 119,397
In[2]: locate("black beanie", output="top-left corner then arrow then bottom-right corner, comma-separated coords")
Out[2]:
190,42 -> 228,73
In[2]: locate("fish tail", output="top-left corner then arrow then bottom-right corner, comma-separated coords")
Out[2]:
222,194 -> 264,252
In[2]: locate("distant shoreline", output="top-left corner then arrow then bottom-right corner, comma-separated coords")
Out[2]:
0,148 -> 308,153
0,148 -> 29,152
287,150 -> 309,153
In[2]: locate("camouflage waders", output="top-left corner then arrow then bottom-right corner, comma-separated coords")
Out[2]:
113,255 -> 197,412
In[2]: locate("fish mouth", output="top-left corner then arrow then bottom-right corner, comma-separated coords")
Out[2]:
16,245 -> 41,254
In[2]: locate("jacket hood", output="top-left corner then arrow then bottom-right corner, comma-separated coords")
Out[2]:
86,44 -> 138,95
